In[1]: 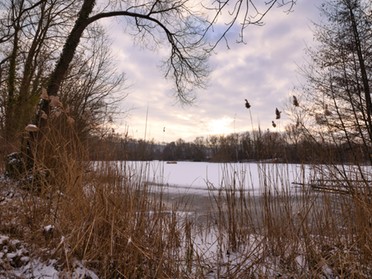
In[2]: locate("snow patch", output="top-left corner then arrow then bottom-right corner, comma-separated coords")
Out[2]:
0,234 -> 99,279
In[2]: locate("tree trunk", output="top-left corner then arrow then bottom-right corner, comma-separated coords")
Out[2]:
47,0 -> 95,98
348,4 -> 372,138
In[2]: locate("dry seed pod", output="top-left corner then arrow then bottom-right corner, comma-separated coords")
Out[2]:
67,116 -> 75,125
275,108 -> 281,119
245,99 -> 251,109
53,110 -> 62,118
49,96 -> 63,108
293,95 -> 299,107
40,88 -> 49,100
40,110 -> 48,120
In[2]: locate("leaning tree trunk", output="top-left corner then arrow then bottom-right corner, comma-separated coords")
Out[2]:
47,0 -> 95,98
348,4 -> 372,165
6,0 -> 96,178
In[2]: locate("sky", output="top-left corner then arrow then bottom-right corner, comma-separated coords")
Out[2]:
103,0 -> 324,143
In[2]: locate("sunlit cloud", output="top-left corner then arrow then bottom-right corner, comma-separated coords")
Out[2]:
207,116 -> 235,135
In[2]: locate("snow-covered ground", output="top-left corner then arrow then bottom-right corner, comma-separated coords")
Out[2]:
0,234 -> 99,279
0,182 -> 100,279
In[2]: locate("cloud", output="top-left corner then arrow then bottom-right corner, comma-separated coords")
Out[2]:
104,0 -> 323,142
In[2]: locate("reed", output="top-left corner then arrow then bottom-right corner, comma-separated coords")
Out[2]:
205,163 -> 372,278
1,120 -> 371,278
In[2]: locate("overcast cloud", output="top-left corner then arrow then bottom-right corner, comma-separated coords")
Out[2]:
104,0 -> 324,143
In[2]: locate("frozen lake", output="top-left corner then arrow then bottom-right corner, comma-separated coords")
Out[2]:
94,161 -> 372,196
117,161 -> 312,196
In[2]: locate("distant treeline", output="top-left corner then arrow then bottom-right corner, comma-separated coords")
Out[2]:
87,130 -> 368,164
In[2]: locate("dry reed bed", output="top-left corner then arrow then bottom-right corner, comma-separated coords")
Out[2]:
1,120 -> 372,278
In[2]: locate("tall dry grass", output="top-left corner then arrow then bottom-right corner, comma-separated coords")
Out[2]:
1,117 -> 372,278
0,117 -> 194,278
206,163 -> 372,278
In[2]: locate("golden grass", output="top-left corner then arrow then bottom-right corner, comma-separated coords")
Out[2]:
1,120 -> 372,278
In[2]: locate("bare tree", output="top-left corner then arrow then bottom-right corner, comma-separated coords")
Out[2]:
0,0 -> 125,143
42,0 -> 297,105
1,0 -> 297,134
58,27 -> 126,139
0,0 -> 81,142
1,0 -> 297,174
297,0 -> 371,163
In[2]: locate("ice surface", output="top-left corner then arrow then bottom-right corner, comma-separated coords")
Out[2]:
123,161 -> 310,195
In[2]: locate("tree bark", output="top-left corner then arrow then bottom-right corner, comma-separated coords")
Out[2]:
46,0 -> 95,98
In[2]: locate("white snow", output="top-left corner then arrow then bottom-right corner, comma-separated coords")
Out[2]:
0,233 -> 99,279
16,260 -> 59,278
43,225 -> 54,233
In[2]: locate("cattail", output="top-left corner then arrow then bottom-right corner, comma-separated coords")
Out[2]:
40,110 -> 48,120
315,113 -> 326,125
245,99 -> 251,109
324,104 -> 332,116
40,88 -> 49,100
275,108 -> 281,119
49,96 -> 63,108
293,95 -> 299,107
52,110 -> 62,118
67,116 -> 75,125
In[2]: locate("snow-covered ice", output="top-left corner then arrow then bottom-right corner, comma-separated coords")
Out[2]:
119,161 -> 311,195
